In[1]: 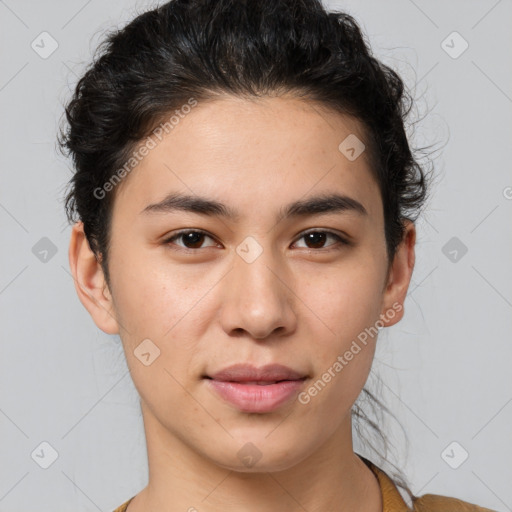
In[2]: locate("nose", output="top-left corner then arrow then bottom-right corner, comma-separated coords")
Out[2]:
219,247 -> 298,340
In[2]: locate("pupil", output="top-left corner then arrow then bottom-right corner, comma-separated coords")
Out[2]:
306,232 -> 326,248
184,232 -> 204,248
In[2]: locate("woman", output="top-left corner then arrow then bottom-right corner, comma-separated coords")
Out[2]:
59,0 -> 495,510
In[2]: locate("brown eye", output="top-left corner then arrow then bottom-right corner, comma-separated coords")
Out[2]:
294,230 -> 348,250
164,230 -> 218,250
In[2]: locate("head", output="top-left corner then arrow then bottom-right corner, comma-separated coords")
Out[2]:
59,0 -> 429,497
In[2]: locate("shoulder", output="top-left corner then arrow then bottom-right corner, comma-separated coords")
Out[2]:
413,493 -> 497,512
358,454 -> 496,512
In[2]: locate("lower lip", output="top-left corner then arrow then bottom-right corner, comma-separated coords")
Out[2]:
205,379 -> 306,413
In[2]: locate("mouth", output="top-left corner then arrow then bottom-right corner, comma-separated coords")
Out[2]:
204,379 -> 300,385
203,363 -> 308,413
204,362 -> 307,382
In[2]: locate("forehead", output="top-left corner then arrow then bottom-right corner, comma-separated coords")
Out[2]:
113,95 -> 382,223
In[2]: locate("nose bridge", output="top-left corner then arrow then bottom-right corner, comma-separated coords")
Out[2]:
220,239 -> 296,339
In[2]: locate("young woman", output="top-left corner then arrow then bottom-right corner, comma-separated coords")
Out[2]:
59,0 -> 495,510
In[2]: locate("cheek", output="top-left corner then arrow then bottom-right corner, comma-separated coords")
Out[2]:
108,248 -> 214,388
297,255 -> 385,341
296,329 -> 376,442
109,246 -> 208,342
294,255 -> 384,407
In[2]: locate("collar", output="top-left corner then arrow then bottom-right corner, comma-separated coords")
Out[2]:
358,455 -> 410,512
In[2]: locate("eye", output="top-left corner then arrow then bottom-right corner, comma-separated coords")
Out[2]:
163,229 -> 350,252
163,230 -> 219,250
293,230 -> 349,250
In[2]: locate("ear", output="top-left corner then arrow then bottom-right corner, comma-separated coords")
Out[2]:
68,221 -> 119,335
379,219 -> 416,327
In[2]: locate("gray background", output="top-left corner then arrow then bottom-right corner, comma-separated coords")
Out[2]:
1,0 -> 511,511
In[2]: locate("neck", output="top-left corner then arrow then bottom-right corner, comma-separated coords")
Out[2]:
128,401 -> 382,512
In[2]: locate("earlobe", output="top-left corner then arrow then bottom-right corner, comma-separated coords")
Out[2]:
379,220 -> 416,328
68,222 -> 120,335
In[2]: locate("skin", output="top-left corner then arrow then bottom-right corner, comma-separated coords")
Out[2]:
69,95 -> 416,512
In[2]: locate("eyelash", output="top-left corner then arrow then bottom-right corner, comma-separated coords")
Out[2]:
162,229 -> 350,253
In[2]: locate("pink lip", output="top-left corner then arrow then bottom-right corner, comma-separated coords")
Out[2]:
204,363 -> 308,413
207,363 -> 306,382
206,379 -> 307,413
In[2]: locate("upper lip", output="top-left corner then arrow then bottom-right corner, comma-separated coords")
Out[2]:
206,363 -> 307,382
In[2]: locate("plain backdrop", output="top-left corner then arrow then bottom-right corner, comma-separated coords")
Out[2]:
0,1 -> 511,511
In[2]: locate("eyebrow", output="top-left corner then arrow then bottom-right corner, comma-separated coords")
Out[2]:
141,192 -> 368,222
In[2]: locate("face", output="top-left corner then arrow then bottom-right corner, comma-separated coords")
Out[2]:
70,95 -> 415,473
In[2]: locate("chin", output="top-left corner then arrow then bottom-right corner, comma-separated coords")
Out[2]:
208,436 -> 313,474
